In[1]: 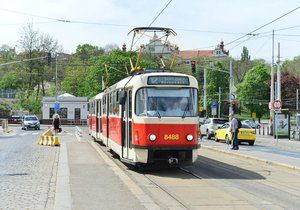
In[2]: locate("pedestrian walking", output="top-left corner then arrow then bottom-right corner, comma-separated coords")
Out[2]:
52,114 -> 61,136
229,113 -> 239,150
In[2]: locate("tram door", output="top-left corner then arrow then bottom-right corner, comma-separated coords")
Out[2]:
122,90 -> 132,160
98,100 -> 102,139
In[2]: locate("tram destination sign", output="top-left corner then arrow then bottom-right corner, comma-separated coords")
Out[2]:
147,76 -> 190,85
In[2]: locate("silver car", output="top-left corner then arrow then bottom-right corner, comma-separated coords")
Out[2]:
200,118 -> 228,139
21,115 -> 40,130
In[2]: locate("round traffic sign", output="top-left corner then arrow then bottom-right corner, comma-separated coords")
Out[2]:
273,99 -> 282,110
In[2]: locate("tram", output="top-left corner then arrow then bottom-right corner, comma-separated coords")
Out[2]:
88,71 -> 199,167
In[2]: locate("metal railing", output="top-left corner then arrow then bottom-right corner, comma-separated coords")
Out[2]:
75,126 -> 83,139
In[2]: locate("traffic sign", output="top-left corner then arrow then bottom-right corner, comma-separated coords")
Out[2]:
231,93 -> 237,100
211,101 -> 217,108
54,102 -> 60,112
273,99 -> 282,111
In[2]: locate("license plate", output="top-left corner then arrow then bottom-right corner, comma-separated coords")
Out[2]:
241,132 -> 248,134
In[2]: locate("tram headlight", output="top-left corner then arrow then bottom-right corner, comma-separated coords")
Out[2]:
186,134 -> 194,141
149,134 -> 156,141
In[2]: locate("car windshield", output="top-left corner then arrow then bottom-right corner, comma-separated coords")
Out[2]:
136,88 -> 198,117
25,116 -> 38,121
213,119 -> 228,124
241,123 -> 252,129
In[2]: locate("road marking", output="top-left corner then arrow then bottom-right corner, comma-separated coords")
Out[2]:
19,133 -> 27,136
90,142 -> 160,210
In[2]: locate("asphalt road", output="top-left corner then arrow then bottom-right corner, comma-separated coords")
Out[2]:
0,125 -> 59,209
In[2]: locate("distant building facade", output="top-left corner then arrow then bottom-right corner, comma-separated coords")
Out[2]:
42,93 -> 88,124
179,41 -> 229,64
144,32 -> 176,57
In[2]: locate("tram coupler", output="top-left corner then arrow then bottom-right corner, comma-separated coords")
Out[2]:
168,157 -> 179,165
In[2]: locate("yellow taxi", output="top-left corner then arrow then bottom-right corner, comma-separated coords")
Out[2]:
214,122 -> 256,145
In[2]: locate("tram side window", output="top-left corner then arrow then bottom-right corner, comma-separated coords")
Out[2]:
103,97 -> 106,115
129,90 -> 132,118
112,91 -> 120,116
109,94 -> 113,115
136,88 -> 147,116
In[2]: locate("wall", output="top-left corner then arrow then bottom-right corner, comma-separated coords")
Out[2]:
42,102 -> 88,120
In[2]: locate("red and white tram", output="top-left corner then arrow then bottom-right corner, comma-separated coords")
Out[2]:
88,71 -> 199,167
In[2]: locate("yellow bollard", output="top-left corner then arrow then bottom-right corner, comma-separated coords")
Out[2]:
43,136 -> 48,145
53,136 -> 60,146
47,136 -> 53,146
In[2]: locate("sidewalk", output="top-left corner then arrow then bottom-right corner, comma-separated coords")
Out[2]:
54,127 -> 147,210
200,134 -> 300,170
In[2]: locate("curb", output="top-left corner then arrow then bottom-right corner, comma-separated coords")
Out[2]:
201,145 -> 300,171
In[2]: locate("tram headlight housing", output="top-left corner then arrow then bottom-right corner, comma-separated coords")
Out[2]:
186,134 -> 194,141
149,134 -> 156,141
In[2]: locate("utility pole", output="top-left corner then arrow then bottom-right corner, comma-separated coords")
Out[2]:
297,89 -> 299,110
203,67 -> 207,113
55,54 -> 58,114
218,87 -> 221,118
270,30 -> 275,108
277,42 -> 281,100
229,60 -> 233,114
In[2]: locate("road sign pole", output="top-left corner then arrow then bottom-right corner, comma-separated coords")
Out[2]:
218,87 -> 221,118
203,67 -> 207,115
229,60 -> 233,114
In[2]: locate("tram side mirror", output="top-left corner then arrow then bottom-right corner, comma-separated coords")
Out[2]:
119,91 -> 127,105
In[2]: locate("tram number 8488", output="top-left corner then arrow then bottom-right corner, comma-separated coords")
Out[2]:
164,134 -> 179,140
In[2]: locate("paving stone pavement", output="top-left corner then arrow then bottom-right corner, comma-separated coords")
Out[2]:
0,127 -> 59,209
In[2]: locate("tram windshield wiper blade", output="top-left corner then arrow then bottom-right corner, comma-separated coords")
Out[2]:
182,104 -> 189,119
156,110 -> 162,118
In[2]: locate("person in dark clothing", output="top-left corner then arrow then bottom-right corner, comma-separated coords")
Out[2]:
52,114 -> 61,135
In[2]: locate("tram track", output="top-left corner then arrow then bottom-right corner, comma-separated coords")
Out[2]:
92,140 -> 205,209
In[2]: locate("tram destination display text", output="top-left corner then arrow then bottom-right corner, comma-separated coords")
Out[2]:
147,76 -> 190,85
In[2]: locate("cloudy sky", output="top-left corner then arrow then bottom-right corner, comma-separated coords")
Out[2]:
0,0 -> 300,61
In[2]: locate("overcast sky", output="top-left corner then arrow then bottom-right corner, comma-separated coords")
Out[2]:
0,0 -> 300,61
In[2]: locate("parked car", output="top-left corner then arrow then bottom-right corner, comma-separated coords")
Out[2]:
8,115 -> 22,124
215,122 -> 256,145
242,120 -> 261,129
21,115 -> 40,130
200,118 -> 228,139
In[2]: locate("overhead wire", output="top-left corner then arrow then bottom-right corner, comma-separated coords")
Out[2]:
131,0 -> 173,48
224,6 -> 300,47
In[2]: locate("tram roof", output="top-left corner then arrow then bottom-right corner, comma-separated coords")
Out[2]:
104,72 -> 198,93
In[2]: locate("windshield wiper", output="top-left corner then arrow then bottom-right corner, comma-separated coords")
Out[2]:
182,104 -> 189,118
156,110 -> 162,119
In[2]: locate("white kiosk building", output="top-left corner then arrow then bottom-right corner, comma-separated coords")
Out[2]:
42,93 -> 88,124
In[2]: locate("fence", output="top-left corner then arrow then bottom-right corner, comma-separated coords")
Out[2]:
0,89 -> 16,98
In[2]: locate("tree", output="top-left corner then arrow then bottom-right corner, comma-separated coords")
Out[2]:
241,46 -> 250,62
282,56 -> 300,75
277,71 -> 300,109
238,64 -> 270,120
0,71 -> 22,90
84,50 -> 157,98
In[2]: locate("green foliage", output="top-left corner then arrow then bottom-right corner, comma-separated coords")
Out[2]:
14,92 -> 42,114
282,56 -> 300,75
241,46 -> 250,62
0,71 -> 22,89
0,101 -> 12,118
238,64 -> 270,119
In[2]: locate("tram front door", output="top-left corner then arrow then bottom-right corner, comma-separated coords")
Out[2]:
122,90 -> 132,160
